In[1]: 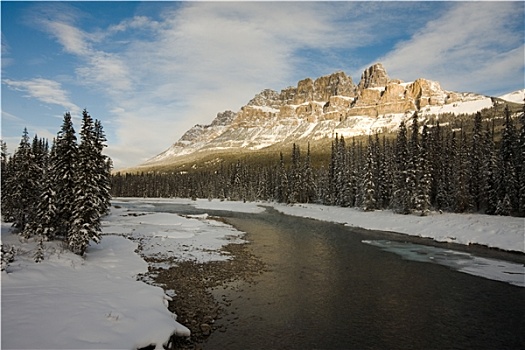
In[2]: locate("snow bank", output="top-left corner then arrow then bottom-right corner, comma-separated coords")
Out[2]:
116,197 -> 266,214
1,220 -> 189,350
271,203 -> 525,253
104,204 -> 248,262
1,201 -> 254,349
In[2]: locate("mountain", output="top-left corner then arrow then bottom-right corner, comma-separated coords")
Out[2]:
143,63 -> 524,167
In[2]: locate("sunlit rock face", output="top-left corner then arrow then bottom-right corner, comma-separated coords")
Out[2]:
144,63 -> 496,166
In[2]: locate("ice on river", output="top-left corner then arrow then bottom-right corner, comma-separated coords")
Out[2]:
362,240 -> 525,287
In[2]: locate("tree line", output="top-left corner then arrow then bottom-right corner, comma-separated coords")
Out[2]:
111,105 -> 525,217
1,110 -> 112,259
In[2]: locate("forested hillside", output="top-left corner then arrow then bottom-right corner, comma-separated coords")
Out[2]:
112,105 -> 525,217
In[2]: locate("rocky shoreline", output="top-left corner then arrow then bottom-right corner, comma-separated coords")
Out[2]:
141,238 -> 265,349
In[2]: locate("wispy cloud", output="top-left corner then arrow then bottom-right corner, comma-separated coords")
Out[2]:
39,2 -> 382,167
3,78 -> 80,114
376,2 -> 524,95
17,1 -> 523,169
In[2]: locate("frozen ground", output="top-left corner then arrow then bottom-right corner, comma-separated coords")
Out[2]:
1,198 -> 523,349
1,202 -> 248,349
270,203 -> 525,253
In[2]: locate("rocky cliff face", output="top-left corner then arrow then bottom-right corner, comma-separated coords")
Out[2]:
144,63 -> 498,166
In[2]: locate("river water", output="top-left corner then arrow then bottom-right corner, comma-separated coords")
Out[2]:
149,203 -> 525,349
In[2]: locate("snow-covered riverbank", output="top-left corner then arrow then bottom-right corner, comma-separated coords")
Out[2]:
1,198 -> 523,349
270,203 -> 525,253
1,201 -> 253,349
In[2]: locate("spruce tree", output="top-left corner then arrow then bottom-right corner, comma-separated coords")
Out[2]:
415,125 -> 431,215
518,106 -> 525,216
69,110 -> 102,255
497,106 -> 518,215
10,128 -> 41,234
94,120 -> 112,216
361,140 -> 377,211
391,120 -> 409,213
1,141 -> 15,222
31,140 -> 60,240
483,121 -> 498,214
53,113 -> 78,239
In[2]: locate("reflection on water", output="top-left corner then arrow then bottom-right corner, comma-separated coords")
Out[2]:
204,211 -> 525,350
131,201 -> 525,349
362,240 -> 525,287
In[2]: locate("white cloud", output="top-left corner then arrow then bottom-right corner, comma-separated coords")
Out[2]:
19,2 -> 523,169
91,2 -> 376,168
376,2 -> 524,94
3,78 -> 80,114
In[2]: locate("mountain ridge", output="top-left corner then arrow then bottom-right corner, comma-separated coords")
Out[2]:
142,63 -> 524,168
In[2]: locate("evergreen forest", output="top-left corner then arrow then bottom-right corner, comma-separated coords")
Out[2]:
112,106 -> 525,218
1,110 -> 112,258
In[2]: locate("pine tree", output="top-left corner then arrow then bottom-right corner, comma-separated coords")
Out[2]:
405,112 -> 420,213
497,106 -> 518,215
69,110 -> 102,255
9,128 -> 41,234
302,143 -> 316,203
33,237 -> 45,263
53,113 -> 78,239
453,127 -> 473,212
518,106 -> 525,216
288,143 -> 301,204
391,120 -> 409,213
415,125 -> 431,215
483,121 -> 498,214
94,120 -> 112,216
1,141 -> 15,222
361,140 -> 377,211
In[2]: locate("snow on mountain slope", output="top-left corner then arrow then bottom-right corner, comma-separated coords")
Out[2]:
143,64 -> 522,167
499,89 -> 525,104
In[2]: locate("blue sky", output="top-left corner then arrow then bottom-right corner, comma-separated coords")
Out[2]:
2,1 -> 524,169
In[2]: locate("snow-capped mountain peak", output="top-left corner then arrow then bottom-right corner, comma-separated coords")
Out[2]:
143,64 -> 522,167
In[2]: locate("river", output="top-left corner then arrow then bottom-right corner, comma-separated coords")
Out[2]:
149,202 -> 525,349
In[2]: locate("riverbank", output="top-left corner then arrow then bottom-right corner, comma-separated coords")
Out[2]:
1,201 -> 260,349
118,197 -> 524,253
2,198 -> 523,349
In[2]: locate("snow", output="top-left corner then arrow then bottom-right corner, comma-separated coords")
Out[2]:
420,96 -> 494,116
1,201 -> 251,349
2,198 -> 523,349
271,203 -> 525,253
498,89 -> 525,104
1,221 -> 189,349
362,240 -> 524,287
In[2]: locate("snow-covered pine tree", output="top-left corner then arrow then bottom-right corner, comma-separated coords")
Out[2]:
518,106 -> 525,216
483,121 -> 498,214
1,141 -> 15,222
69,110 -> 101,255
288,143 -> 301,204
33,237 -> 45,263
275,152 -> 288,203
405,112 -> 420,213
334,136 -> 347,207
391,120 -> 409,213
361,139 -> 377,211
53,113 -> 78,239
497,106 -> 518,215
415,125 -> 431,216
33,140 -> 60,240
302,143 -> 317,204
9,128 -> 41,234
378,135 -> 394,209
453,126 -> 473,213
470,112 -> 485,212
1,244 -> 16,272
94,120 -> 112,216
